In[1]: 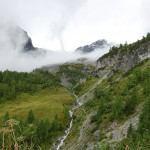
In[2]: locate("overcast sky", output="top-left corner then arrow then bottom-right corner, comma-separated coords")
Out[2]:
0,0 -> 150,51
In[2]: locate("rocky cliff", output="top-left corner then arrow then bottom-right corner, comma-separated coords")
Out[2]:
6,26 -> 36,51
75,39 -> 111,54
95,41 -> 150,77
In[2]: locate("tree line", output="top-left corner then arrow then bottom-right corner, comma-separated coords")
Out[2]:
100,32 -> 150,59
0,70 -> 60,102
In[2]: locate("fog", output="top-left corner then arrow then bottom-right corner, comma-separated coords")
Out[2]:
0,21 -> 110,72
0,38 -> 110,72
0,0 -> 89,72
0,0 -> 150,72
0,22 -> 111,72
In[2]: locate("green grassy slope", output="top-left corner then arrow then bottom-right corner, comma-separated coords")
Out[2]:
64,58 -> 150,149
0,87 -> 75,125
0,70 -> 75,149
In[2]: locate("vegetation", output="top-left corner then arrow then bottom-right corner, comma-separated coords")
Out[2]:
0,70 -> 60,103
63,58 -> 150,150
0,70 -> 75,148
56,63 -> 94,87
73,77 -> 99,96
0,33 -> 150,149
113,97 -> 150,150
99,32 -> 150,60
91,59 -> 150,124
0,110 -> 63,149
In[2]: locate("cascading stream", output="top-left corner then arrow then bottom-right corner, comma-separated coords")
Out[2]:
55,92 -> 82,150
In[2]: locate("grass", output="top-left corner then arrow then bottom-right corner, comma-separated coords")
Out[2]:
0,87 -> 75,125
75,78 -> 99,97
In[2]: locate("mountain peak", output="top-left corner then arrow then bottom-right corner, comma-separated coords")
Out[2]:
75,39 -> 111,53
12,26 -> 36,51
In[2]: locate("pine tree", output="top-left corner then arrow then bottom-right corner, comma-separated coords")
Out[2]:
52,115 -> 60,131
3,71 -> 10,83
138,98 -> 150,135
36,120 -> 46,143
44,119 -> 51,141
112,97 -> 124,119
27,110 -> 35,124
124,88 -> 137,116
0,71 -> 3,82
127,123 -> 134,138
3,112 -> 9,123
143,80 -> 150,96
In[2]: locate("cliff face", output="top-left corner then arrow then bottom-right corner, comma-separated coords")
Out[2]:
95,41 -> 150,77
11,26 -> 36,51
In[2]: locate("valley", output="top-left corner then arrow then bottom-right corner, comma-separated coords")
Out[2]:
0,33 -> 150,150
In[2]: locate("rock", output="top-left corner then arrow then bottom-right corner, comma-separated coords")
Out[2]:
93,130 -> 100,140
8,26 -> 36,51
95,41 -> 150,77
75,39 -> 111,54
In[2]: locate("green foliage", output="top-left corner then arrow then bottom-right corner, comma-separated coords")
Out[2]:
3,111 -> 9,123
94,88 -> 105,99
27,110 -> 35,124
0,111 -> 62,149
36,120 -> 51,145
0,70 -> 60,102
99,32 -> 150,60
91,97 -> 112,123
123,88 -> 137,116
52,115 -> 60,131
91,58 -> 150,125
56,63 -> 92,88
127,123 -> 135,139
138,98 -> 150,135
73,78 -> 99,96
143,79 -> 150,96
112,96 -> 124,119
0,71 -> 3,82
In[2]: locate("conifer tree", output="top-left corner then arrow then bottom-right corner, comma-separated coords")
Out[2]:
112,97 -> 124,119
52,115 -> 60,131
27,110 -> 35,124
3,111 -> 9,123
0,71 -> 3,82
138,98 -> 150,135
127,123 -> 134,138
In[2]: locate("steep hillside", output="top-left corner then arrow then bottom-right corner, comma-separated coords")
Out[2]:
61,35 -> 150,150
63,58 -> 150,150
41,62 -> 96,89
95,34 -> 150,77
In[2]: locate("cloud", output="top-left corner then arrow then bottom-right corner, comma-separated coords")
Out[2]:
141,0 -> 150,34
0,0 -> 150,72
0,0 -> 87,51
0,0 -> 89,72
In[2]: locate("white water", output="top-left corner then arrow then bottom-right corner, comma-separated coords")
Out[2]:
55,92 -> 82,150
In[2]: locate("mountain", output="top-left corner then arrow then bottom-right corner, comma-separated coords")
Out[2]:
0,33 -> 150,149
0,25 -> 47,54
75,39 -> 112,53
17,27 -> 36,51
61,34 -> 150,149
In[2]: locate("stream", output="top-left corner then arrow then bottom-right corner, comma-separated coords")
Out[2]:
55,92 -> 82,150
54,72 -> 110,150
